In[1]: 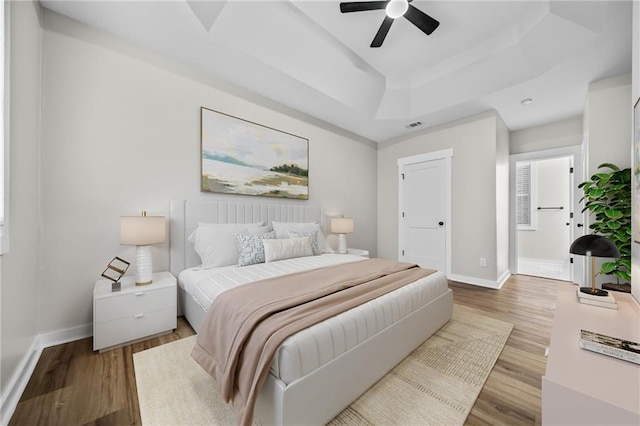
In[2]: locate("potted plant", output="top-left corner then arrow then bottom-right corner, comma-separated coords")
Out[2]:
579,163 -> 631,287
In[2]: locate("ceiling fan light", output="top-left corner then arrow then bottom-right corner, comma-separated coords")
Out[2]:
386,0 -> 408,19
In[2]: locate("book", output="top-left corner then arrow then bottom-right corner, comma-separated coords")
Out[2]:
580,329 -> 640,365
576,288 -> 617,304
578,297 -> 618,309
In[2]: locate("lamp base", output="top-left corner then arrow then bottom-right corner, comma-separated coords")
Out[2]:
135,245 -> 154,286
337,234 -> 347,254
579,287 -> 608,297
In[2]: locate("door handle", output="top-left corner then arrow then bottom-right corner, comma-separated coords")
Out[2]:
577,223 -> 584,228
438,221 -> 444,226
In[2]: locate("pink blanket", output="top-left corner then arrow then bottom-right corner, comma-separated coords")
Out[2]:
192,258 -> 435,425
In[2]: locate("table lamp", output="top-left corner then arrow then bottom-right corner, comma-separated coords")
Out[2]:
120,211 -> 166,285
331,217 -> 354,254
569,234 -> 620,296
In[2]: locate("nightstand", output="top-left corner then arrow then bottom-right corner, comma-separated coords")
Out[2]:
93,271 -> 177,352
346,248 -> 370,258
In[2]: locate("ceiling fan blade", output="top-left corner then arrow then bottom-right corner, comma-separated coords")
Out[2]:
404,4 -> 440,35
371,16 -> 394,48
340,1 -> 389,13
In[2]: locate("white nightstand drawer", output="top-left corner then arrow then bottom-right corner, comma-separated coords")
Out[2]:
93,271 -> 177,351
94,307 -> 176,350
95,286 -> 175,323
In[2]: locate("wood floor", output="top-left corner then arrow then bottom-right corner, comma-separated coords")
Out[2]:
9,274 -> 558,426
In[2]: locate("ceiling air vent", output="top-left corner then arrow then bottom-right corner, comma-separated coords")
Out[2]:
406,121 -> 422,129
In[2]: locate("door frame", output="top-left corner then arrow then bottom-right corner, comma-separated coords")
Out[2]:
397,148 -> 453,277
509,145 -> 585,284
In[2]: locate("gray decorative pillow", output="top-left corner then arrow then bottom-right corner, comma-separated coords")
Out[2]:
235,231 -> 276,266
288,230 -> 320,255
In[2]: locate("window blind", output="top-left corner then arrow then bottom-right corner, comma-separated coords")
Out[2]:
516,163 -> 531,227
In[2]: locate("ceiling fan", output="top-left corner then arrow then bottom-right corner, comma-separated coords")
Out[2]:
339,0 -> 439,48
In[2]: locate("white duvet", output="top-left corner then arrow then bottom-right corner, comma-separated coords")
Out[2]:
178,254 -> 449,384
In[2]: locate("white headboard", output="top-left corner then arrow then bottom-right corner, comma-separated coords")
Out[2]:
169,200 -> 322,276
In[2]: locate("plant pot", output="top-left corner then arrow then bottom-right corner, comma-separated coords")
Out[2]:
602,282 -> 631,293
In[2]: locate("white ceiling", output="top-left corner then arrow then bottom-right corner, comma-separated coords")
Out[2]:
40,0 -> 632,143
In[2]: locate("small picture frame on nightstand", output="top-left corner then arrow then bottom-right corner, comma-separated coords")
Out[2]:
101,256 -> 130,292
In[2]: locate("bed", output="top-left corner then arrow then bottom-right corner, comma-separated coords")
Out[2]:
169,200 -> 453,425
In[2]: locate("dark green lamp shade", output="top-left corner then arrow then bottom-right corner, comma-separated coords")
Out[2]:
569,234 -> 620,258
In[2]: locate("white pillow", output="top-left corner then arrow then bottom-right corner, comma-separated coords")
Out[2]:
272,221 -> 334,254
187,221 -> 264,243
247,226 -> 272,236
187,222 -> 264,267
263,237 -> 314,263
235,231 -> 276,266
288,230 -> 320,255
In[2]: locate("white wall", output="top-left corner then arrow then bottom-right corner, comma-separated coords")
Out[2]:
586,74 -> 632,174
495,115 -> 510,279
518,157 -> 571,262
377,111 -> 508,287
1,0 -> 42,396
584,74 -> 632,288
510,116 -> 583,155
37,9 -> 378,333
632,1 -> 640,303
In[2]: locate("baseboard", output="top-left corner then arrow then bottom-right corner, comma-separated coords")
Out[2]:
1,323 -> 92,424
517,257 -> 571,281
37,323 -> 92,348
497,270 -> 511,288
1,337 -> 41,426
448,270 -> 511,290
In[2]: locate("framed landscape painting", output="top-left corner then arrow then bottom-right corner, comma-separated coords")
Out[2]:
200,107 -> 309,200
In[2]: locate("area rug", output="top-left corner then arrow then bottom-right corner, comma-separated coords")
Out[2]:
134,304 -> 513,425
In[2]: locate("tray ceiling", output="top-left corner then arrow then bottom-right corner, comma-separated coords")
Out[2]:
40,0 -> 632,143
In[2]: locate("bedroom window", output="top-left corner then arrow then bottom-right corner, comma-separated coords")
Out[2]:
516,162 -> 537,231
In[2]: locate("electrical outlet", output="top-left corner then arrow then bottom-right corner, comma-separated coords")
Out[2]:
480,258 -> 487,268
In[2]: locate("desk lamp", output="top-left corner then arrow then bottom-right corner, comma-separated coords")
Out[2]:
569,234 -> 620,296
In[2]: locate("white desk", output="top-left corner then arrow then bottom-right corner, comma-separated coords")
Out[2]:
542,282 -> 640,425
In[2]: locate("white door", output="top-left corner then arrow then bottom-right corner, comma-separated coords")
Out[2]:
399,158 -> 446,271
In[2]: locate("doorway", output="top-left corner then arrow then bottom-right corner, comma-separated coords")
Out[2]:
509,146 -> 585,285
398,149 -> 452,274
516,157 -> 571,280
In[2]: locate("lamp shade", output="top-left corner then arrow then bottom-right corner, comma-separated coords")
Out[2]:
569,234 -> 620,258
331,217 -> 354,234
120,215 -> 166,246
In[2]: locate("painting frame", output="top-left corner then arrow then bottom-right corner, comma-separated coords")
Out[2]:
634,97 -> 640,242
200,107 -> 309,200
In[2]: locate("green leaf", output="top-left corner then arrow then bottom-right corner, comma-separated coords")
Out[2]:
618,259 -> 631,269
607,221 -> 621,230
604,209 -> 623,219
589,188 -> 605,198
613,270 -> 631,282
598,163 -> 620,171
609,184 -> 627,191
600,262 -> 617,274
594,173 -> 611,181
